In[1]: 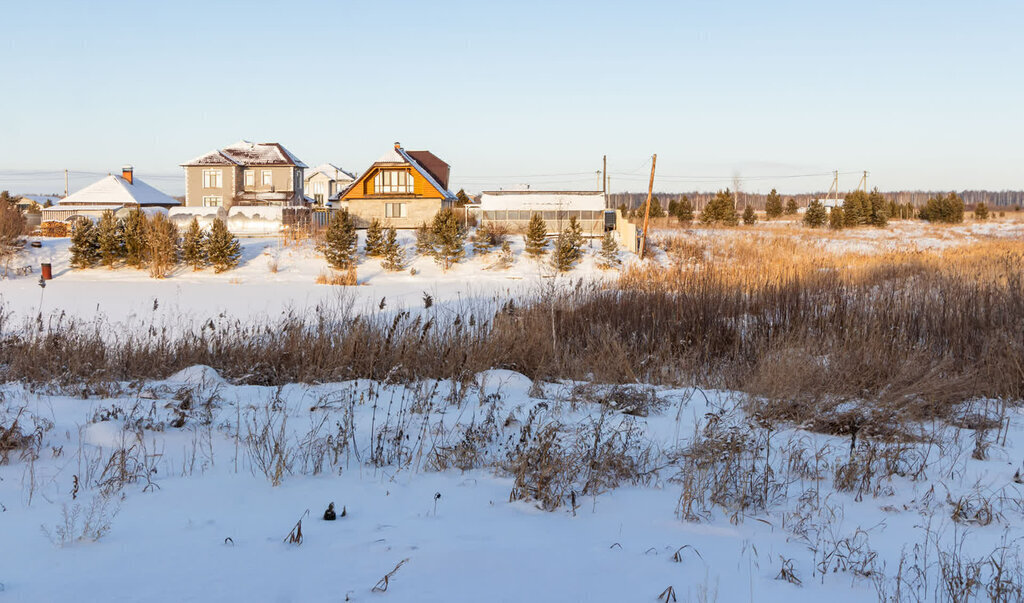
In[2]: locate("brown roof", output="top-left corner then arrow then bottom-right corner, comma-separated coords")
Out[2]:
407,151 -> 450,190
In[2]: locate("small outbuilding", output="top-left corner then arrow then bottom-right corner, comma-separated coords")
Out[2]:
41,166 -> 180,222
477,190 -> 609,235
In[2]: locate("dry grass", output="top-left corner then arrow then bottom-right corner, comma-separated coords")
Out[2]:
315,267 -> 358,285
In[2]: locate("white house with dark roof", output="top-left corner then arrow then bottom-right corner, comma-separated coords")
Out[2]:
40,166 -> 180,222
180,140 -> 308,208
304,163 -> 356,206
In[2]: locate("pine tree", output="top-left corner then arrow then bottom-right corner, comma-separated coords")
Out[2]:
455,189 -> 471,206
146,212 -> 179,278
597,231 -> 621,269
647,196 -> 665,218
829,206 -> 845,230
182,217 -> 207,270
784,198 -> 799,215
494,240 -> 515,269
430,207 -> 465,270
919,193 -> 965,224
742,204 -> 757,225
323,209 -> 358,270
96,210 -> 122,268
472,222 -> 495,256
524,213 -> 548,257
414,221 -> 434,255
843,191 -> 867,227
364,218 -> 385,256
566,215 -> 584,254
700,189 -> 739,226
380,227 -> 405,271
803,199 -> 827,228
866,188 -> 889,227
121,209 -> 148,268
205,218 -> 240,273
674,196 -> 694,223
974,202 -> 989,220
69,219 -> 100,269
764,189 -> 784,219
550,233 -> 575,272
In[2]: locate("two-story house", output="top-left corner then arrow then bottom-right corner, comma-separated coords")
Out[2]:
180,140 -> 308,208
339,142 -> 455,228
304,163 -> 355,206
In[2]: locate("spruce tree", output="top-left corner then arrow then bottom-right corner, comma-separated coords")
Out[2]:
472,221 -> 495,256
866,189 -> 889,227
597,231 -> 621,269
494,240 -> 515,269
566,216 -> 584,254
182,217 -> 207,270
524,213 -> 548,257
742,205 -> 757,225
675,196 -> 694,223
430,207 -> 465,270
205,218 -> 240,273
647,196 -> 666,218
414,221 -> 434,255
803,199 -> 827,228
364,218 -> 385,256
785,198 -> 799,215
380,227 -> 405,271
121,209 -> 148,268
829,206 -> 845,230
700,189 -> 739,226
146,212 -> 179,278
843,191 -> 867,227
69,219 -> 100,269
764,189 -> 784,219
974,202 -> 989,220
550,233 -> 576,272
96,210 -> 122,268
323,209 -> 358,270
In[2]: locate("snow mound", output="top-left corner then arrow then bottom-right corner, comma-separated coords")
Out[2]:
475,369 -> 534,400
83,421 -> 133,448
165,365 -> 226,387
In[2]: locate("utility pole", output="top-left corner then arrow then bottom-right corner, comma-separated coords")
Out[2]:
64,169 -> 69,198
828,170 -> 839,204
857,170 -> 869,193
638,154 -> 657,259
602,155 -> 607,193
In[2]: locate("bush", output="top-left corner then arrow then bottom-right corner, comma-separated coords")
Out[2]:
0,198 -> 26,269
803,200 -> 827,228
39,221 -> 68,237
974,203 -> 989,220
206,218 -> 240,273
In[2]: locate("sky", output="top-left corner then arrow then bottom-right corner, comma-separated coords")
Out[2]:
0,0 -> 1021,196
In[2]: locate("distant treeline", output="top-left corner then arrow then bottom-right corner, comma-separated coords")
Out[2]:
608,190 -> 1024,211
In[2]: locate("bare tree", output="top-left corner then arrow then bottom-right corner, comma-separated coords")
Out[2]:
0,201 -> 27,277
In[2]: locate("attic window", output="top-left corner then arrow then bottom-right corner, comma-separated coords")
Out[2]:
374,170 -> 413,194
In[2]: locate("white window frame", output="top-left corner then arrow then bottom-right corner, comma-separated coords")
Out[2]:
202,196 -> 222,207
262,170 -> 273,186
385,202 -> 408,218
374,169 -> 414,194
244,170 -> 254,187
202,169 -> 222,188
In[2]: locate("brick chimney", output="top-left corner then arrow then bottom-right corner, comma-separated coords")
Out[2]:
122,165 -> 134,185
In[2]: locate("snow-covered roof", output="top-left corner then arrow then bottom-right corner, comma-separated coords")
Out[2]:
305,163 -> 355,181
182,140 -> 307,168
375,147 -> 406,164
479,190 -> 607,212
54,174 -> 180,207
42,203 -> 125,212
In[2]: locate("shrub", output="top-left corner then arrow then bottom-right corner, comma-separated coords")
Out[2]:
206,218 -> 240,273
494,240 -> 515,269
0,199 -> 26,270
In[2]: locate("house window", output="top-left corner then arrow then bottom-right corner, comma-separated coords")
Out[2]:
202,196 -> 222,207
385,203 -> 408,218
313,181 -> 325,204
202,169 -> 222,188
262,170 -> 273,186
245,170 -> 254,187
374,170 -> 413,194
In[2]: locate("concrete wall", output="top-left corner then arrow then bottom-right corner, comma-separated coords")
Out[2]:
346,197 -> 442,229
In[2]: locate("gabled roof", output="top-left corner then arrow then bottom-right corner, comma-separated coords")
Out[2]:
343,144 -> 455,200
395,147 -> 454,199
55,174 -> 180,207
182,140 -> 307,168
305,163 -> 356,181
406,151 -> 451,191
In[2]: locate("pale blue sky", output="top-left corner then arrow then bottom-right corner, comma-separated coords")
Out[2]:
1,0 -> 1021,195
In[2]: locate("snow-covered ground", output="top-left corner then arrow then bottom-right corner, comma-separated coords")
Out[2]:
1,368 -> 1021,601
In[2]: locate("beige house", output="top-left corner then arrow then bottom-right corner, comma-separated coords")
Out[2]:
180,140 -> 308,208
304,163 -> 355,206
339,142 -> 455,228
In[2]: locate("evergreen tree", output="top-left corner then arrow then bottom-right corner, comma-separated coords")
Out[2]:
974,202 -> 989,220
380,227 -> 405,271
69,219 -> 100,269
550,231 -> 579,273
414,221 -> 434,255
597,231 -> 621,269
667,199 -> 678,217
742,204 -> 757,225
784,198 -> 799,215
205,217 -> 240,273
674,196 -> 694,223
866,188 -> 889,227
96,210 -> 122,268
455,189 -> 471,207
843,190 -> 867,227
182,217 -> 207,270
700,189 -> 739,226
472,221 -> 495,256
0,190 -> 13,207
566,215 -> 584,254
803,199 -> 827,228
430,207 -> 465,270
364,218 -> 385,256
121,209 -> 148,268
829,206 -> 845,230
524,213 -> 548,257
146,212 -> 179,278
919,193 -> 965,223
323,209 -> 358,270
494,240 -> 515,269
764,189 -> 784,219
617,203 -> 628,216
647,196 -> 666,218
